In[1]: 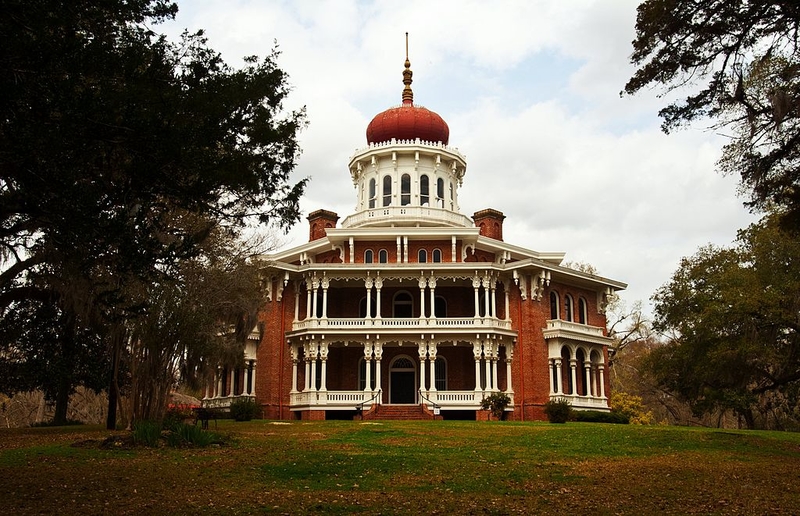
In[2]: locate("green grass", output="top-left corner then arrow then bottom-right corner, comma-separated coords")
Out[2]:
2,420 -> 799,514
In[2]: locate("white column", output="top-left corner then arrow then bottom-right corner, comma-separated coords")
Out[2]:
403,236 -> 409,263
374,276 -> 383,320
451,235 -> 457,263
428,276 -> 437,320
483,276 -> 491,320
428,344 -> 438,393
473,342 -> 483,392
310,346 -> 318,392
305,283 -> 312,320
294,282 -> 300,322
396,236 -> 402,264
374,342 -> 383,402
490,279 -> 497,319
484,346 -> 492,392
229,368 -> 235,396
505,358 -> 513,394
365,276 -> 373,319
503,280 -> 511,321
304,351 -> 311,392
598,365 -> 606,399
363,345 -> 373,392
418,275 -> 427,319
250,362 -> 256,395
554,358 -> 562,395
290,345 -> 299,394
311,278 -> 319,319
491,345 -> 499,391
570,359 -> 578,396
472,275 -> 481,318
418,343 -> 427,396
319,342 -> 328,392
584,363 -> 592,397
321,277 -> 329,320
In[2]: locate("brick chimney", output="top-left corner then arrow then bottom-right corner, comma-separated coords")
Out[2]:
473,208 -> 505,241
307,209 -> 339,241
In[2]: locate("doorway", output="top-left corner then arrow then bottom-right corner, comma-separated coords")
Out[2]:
389,356 -> 417,404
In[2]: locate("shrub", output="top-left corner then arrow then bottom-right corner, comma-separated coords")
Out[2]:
543,398 -> 573,423
480,392 -> 511,420
132,420 -> 161,447
166,422 -> 223,447
574,410 -> 629,424
229,397 -> 260,421
610,392 -> 654,425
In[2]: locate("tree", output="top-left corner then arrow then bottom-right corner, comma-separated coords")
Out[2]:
624,1 -> 800,228
0,1 -> 306,427
648,214 -> 800,429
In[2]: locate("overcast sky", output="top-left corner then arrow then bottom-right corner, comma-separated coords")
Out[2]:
161,0 -> 758,315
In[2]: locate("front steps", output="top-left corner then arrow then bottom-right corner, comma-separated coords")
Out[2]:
359,404 -> 438,421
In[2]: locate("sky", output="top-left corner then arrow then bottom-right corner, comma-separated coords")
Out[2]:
160,0 -> 758,315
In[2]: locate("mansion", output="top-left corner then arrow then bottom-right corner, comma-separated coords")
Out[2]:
203,49 -> 626,421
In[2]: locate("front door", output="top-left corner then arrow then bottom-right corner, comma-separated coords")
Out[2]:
389,356 -> 417,404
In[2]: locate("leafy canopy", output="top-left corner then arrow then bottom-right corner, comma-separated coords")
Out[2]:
648,214 -> 800,429
624,0 -> 800,228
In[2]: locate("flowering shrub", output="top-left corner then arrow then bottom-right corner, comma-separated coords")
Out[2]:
610,392 -> 654,425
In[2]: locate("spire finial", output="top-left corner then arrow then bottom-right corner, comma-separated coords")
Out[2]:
402,32 -> 413,105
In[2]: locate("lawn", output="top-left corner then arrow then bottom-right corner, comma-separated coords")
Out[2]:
1,420 -> 799,514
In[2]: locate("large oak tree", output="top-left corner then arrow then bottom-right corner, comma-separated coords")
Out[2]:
625,0 -> 800,228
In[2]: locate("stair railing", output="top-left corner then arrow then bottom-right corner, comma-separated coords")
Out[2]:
419,392 -> 440,413
355,389 -> 382,419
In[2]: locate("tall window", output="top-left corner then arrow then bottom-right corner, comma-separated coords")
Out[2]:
393,291 -> 413,318
368,178 -> 376,209
549,291 -> 559,319
364,249 -> 374,263
432,249 -> 442,263
420,175 -> 430,206
378,249 -> 388,263
382,175 -> 392,207
401,173 -> 411,206
436,178 -> 445,207
565,295 -> 574,322
418,249 -> 427,263
578,298 -> 588,324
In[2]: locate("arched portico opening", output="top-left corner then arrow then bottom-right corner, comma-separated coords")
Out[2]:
389,355 -> 417,404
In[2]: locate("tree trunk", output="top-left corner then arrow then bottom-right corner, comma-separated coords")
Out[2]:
106,327 -> 122,430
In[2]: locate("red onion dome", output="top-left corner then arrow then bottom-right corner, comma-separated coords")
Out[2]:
365,41 -> 449,145
366,104 -> 450,145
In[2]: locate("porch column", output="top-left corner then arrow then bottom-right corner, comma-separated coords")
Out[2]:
570,359 -> 578,396
483,277 -> 491,320
321,276 -> 329,320
217,369 -> 223,397
598,365 -> 606,399
503,280 -> 511,321
505,344 -> 514,394
229,368 -> 236,396
305,282 -> 312,320
250,362 -> 256,396
418,274 -> 427,319
473,341 -> 483,392
319,342 -> 328,392
428,276 -> 437,320
374,276 -> 383,320
309,344 -> 319,392
553,358 -> 562,395
303,347 -> 311,391
374,342 -> 383,403
364,276 -> 373,319
428,343 -> 438,393
418,343 -> 427,397
472,275 -> 481,318
584,363 -> 592,397
311,277 -> 319,319
396,236 -> 402,264
294,282 -> 300,322
491,344 -> 500,391
363,344 -> 373,392
484,343 -> 492,392
490,277 -> 497,319
290,345 -> 299,394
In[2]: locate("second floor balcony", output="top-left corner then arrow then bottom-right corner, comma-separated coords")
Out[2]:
291,316 -> 512,332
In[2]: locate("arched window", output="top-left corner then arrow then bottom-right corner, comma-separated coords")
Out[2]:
549,291 -> 560,319
401,173 -> 411,206
578,298 -> 588,324
435,357 -> 447,390
393,291 -> 413,318
368,178 -> 377,209
420,175 -> 430,206
565,295 -> 574,322
561,346 -> 573,394
364,249 -> 374,263
436,178 -> 445,208
378,249 -> 388,263
434,296 -> 447,317
418,249 -> 427,263
576,348 -> 587,395
382,175 -> 392,207
359,297 -> 376,318
432,249 -> 442,262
